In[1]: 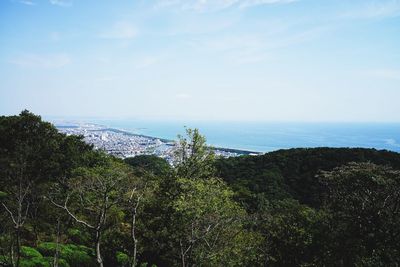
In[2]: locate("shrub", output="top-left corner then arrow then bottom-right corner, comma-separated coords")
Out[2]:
116,251 -> 130,266
21,246 -> 43,259
37,242 -> 95,267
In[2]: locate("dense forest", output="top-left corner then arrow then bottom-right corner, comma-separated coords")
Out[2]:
1,111 -> 400,267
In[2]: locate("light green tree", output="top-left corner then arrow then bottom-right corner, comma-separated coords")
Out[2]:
51,159 -> 137,267
174,128 -> 215,179
173,177 -> 259,266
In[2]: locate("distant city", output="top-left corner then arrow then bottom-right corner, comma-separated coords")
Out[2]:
55,122 -> 258,164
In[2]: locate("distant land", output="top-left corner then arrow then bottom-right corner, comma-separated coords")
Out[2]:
50,119 -> 400,154
54,121 -> 259,163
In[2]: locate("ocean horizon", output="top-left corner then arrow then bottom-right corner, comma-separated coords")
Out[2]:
49,118 -> 400,153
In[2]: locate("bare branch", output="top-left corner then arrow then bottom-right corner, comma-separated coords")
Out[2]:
49,196 -> 95,229
1,203 -> 17,226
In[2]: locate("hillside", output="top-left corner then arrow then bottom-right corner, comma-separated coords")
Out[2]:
1,111 -> 400,267
216,147 -> 400,208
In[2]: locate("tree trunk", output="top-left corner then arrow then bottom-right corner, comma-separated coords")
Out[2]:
15,226 -> 21,267
181,254 -> 185,267
53,219 -> 61,267
131,210 -> 137,267
180,241 -> 189,267
95,230 -> 103,267
9,239 -> 15,267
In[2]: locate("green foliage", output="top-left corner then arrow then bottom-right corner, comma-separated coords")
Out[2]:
205,229 -> 263,267
19,256 -> 70,267
138,263 -> 157,267
175,128 -> 216,179
256,199 -> 329,266
21,246 -> 44,259
49,258 -> 70,267
54,158 -> 136,229
216,147 -> 400,208
66,228 -> 91,244
0,191 -> 7,199
318,162 -> 400,266
0,110 -> 93,185
18,246 -> 48,267
172,177 -> 253,266
0,110 -> 96,267
124,155 -> 171,176
37,242 -> 95,267
2,112 -> 400,267
174,177 -> 242,218
19,258 -> 49,267
116,251 -> 130,265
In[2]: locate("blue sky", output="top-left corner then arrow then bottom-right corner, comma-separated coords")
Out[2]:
0,0 -> 399,121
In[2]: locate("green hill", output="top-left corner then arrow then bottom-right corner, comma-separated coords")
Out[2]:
216,147 -> 400,208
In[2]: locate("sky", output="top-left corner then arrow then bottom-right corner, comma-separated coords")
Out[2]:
0,0 -> 399,122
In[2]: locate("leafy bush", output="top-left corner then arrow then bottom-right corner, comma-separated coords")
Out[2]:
116,251 -> 130,266
0,255 -> 10,266
67,228 -> 91,244
21,246 -> 43,259
0,191 -> 7,199
37,242 -> 95,267
20,257 -> 49,267
18,246 -> 49,267
45,257 -> 70,267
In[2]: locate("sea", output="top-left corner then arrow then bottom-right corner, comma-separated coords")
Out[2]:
71,119 -> 400,153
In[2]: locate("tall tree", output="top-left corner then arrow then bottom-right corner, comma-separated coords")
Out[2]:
254,198 -> 328,266
172,177 -> 257,267
0,110 -> 81,267
50,158 -> 136,267
174,128 -> 215,179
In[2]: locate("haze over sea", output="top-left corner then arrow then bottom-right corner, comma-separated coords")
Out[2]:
63,119 -> 400,153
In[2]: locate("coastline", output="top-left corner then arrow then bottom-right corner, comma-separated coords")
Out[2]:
54,121 -> 263,158
103,127 -> 261,155
53,120 -> 400,154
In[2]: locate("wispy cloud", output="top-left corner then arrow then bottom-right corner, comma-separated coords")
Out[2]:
342,0 -> 400,19
99,22 -> 138,40
18,0 -> 36,6
50,31 -> 61,42
367,69 -> 400,80
175,93 -> 192,100
155,0 -> 297,12
188,25 -> 327,64
187,34 -> 268,65
49,0 -> 72,7
95,76 -> 119,83
133,57 -> 159,70
10,53 -> 71,68
238,0 -> 297,9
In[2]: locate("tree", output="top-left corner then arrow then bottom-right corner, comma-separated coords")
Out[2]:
319,162 -> 400,266
124,175 -> 151,267
174,128 -> 215,179
0,110 -> 92,267
50,158 -> 137,267
172,177 -> 255,267
124,155 -> 171,177
254,198 -> 328,266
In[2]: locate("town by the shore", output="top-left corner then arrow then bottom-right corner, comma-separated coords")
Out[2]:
55,122 -> 260,164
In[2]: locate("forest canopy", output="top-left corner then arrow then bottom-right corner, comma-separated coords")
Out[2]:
1,111 -> 400,267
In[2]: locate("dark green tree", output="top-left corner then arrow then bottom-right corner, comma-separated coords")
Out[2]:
319,162 -> 400,266
255,198 -> 328,266
0,110 -> 91,267
124,155 -> 171,177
